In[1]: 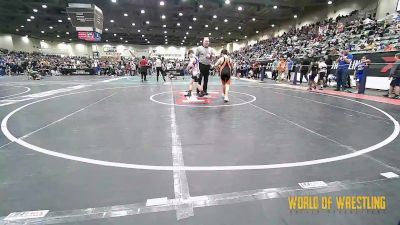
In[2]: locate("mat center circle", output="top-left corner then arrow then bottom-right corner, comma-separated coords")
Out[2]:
150,90 -> 257,107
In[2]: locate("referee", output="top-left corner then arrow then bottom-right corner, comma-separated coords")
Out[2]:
196,37 -> 214,95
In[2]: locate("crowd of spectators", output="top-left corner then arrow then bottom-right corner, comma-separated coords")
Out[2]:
231,10 -> 400,78
0,48 -> 185,77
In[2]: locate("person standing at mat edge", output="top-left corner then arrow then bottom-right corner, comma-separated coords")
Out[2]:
155,56 -> 166,82
335,50 -> 353,92
139,56 -> 148,82
196,37 -> 215,95
384,53 -> 400,99
214,49 -> 234,102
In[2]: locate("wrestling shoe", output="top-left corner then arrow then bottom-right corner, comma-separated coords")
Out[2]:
224,96 -> 229,102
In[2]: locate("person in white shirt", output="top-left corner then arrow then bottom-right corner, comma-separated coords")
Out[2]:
318,57 -> 328,90
155,57 -> 166,82
184,50 -> 205,98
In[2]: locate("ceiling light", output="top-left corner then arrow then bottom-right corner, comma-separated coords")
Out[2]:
132,23 -> 135,26
142,34 -> 145,37
193,17 -> 197,21
161,15 -> 166,19
16,29 -> 19,32
252,18 -> 256,21
186,32 -> 189,35
271,24 -> 275,27
66,32 -> 69,34
49,26 -> 53,29
110,19 -> 114,23
141,9 -> 145,14
228,32 -> 231,35
165,35 -> 167,38
58,19 -> 62,23
224,19 -> 228,22
111,0 -> 117,3
27,19 -> 31,22
220,36 -> 223,39
294,15 -> 298,18
205,24 -> 208,28
179,12 -> 183,16
30,16 -> 35,19
120,37 -> 123,40
106,40 -> 109,42
125,40 -> 128,43
20,25 -> 24,28
236,39 -> 238,42
199,4 -> 203,8
177,23 -> 180,26
244,35 -> 247,38
256,30 -> 259,33
147,41 -> 150,44
33,9 -> 38,13
146,21 -> 150,24
69,39 -> 72,41
215,27 -> 218,30
184,36 -> 186,39
68,17 -> 71,21
163,24 -> 166,28
328,1 -> 333,4
145,38 -> 148,41
41,31 -> 45,34
160,1 -> 165,6
124,13 -> 128,17
238,26 -> 241,29
138,29 -> 141,32
42,4 -> 47,8
164,31 -> 167,33
237,6 -> 243,11
225,0 -> 230,4
209,32 -> 211,36
213,15 -> 217,19
189,26 -> 192,29
114,33 -> 117,36
273,5 -> 278,9
57,35 -> 60,38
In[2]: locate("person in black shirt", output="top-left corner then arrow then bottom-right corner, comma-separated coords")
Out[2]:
308,60 -> 319,90
299,57 -> 310,85
325,55 -> 333,87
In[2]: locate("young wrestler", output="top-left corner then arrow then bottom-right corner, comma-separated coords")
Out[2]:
184,50 -> 205,98
214,49 -> 234,102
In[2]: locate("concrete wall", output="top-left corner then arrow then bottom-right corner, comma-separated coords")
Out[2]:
40,41 -> 92,57
12,35 -> 41,52
0,34 -> 14,50
0,33 -> 225,58
0,33 -> 92,56
376,0 -> 399,19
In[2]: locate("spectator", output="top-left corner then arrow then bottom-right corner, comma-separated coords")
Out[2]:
384,53 -> 400,99
139,56 -> 148,82
335,50 -> 353,92
384,42 -> 396,51
277,56 -> 287,81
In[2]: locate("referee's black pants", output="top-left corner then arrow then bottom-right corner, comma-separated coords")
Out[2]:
198,63 -> 211,93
